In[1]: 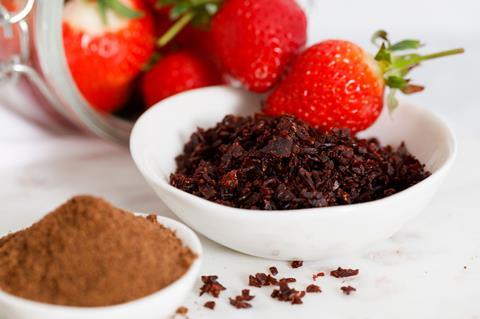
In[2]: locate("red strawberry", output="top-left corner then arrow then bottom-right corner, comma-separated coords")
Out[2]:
153,14 -> 215,60
63,0 -> 156,113
153,0 -> 306,92
3,0 -> 18,11
140,50 -> 223,107
176,26 -> 217,60
211,0 -> 307,92
265,31 -> 464,133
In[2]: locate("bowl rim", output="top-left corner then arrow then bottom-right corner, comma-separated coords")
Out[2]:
130,86 -> 457,217
0,215 -> 202,313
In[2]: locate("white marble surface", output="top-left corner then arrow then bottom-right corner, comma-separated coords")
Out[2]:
1,0 -> 480,318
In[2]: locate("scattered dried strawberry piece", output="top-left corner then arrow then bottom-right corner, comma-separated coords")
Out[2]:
248,275 -> 262,288
330,267 -> 359,278
249,273 -> 278,287
282,277 -> 296,283
312,272 -> 325,281
199,275 -> 226,298
341,286 -> 357,295
291,260 -> 303,268
204,301 -> 216,310
176,306 -> 188,315
229,289 -> 255,309
229,297 -> 252,309
241,289 -> 255,301
269,266 -> 279,276
306,284 -> 321,293
271,279 -> 305,305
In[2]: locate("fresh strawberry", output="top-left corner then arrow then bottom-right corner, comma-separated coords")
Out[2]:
210,0 -> 307,92
176,25 -> 217,59
153,0 -> 306,92
3,0 -> 18,11
140,50 -> 223,107
152,13 -> 215,59
265,31 -> 464,133
63,0 -> 156,113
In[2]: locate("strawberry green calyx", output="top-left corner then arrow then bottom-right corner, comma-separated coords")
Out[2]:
156,0 -> 222,47
97,0 -> 144,25
371,30 -> 464,112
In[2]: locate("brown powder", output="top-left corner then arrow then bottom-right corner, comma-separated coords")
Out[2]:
0,195 -> 196,307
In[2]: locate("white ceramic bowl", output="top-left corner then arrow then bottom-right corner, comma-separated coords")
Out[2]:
0,216 -> 202,319
130,86 -> 456,261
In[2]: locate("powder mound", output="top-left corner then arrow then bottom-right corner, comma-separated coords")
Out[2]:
170,114 -> 431,210
0,195 -> 196,307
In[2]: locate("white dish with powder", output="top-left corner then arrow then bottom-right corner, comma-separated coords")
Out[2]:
0,216 -> 202,319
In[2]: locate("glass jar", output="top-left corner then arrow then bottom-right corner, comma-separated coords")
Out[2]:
0,0 -> 132,144
0,0 -> 315,144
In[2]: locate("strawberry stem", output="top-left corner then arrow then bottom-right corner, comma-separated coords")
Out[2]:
371,30 -> 464,112
155,0 -> 222,48
420,48 -> 465,61
157,11 -> 195,47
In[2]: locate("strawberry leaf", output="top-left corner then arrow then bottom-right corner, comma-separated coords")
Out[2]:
371,30 -> 390,47
374,44 -> 391,63
97,0 -> 143,25
401,84 -> 425,94
157,0 -> 222,47
387,89 -> 399,113
390,54 -> 423,73
170,2 -> 191,20
386,75 -> 408,89
97,0 -> 109,25
106,0 -> 143,19
390,39 -> 422,51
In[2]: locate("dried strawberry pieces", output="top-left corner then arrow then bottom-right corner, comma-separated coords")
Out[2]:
199,275 -> 226,297
341,286 -> 357,295
312,272 -> 325,280
269,266 -> 279,276
271,279 -> 305,304
291,260 -> 303,268
170,114 -> 430,210
249,273 -> 278,287
306,284 -> 321,293
229,289 -> 255,309
204,301 -> 216,310
282,277 -> 297,283
176,306 -> 188,315
330,267 -> 359,278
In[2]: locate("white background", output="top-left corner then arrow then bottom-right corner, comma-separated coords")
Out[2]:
1,0 -> 479,318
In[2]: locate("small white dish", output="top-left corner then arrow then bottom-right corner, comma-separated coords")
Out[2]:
130,86 -> 456,261
0,216 -> 202,319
